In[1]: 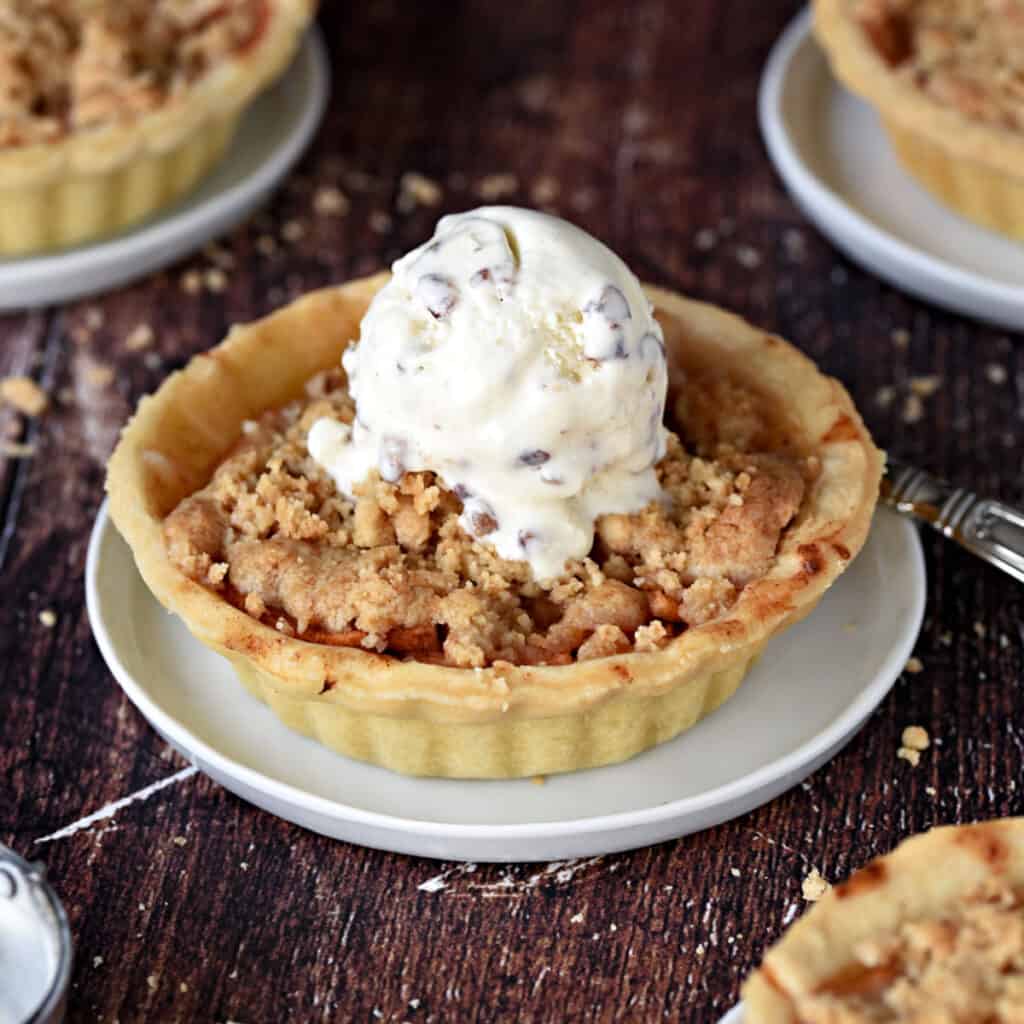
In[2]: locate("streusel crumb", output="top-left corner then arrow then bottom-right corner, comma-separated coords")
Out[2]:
163,367 -> 813,667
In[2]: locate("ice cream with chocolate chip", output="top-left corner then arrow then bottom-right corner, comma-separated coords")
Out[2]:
307,206 -> 669,580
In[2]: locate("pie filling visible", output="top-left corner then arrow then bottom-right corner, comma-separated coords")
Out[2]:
793,881 -> 1024,1022
855,0 -> 1024,131
0,0 -> 266,147
162,361 -> 817,669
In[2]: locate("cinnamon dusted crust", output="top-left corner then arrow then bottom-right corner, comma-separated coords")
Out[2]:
163,365 -> 813,669
854,0 -> 1024,132
0,0 -> 264,147
743,819 -> 1024,1024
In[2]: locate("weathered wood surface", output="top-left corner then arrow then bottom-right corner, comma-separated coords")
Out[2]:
2,1 -> 1023,1020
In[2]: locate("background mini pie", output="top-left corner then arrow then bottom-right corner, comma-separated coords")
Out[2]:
743,817 -> 1024,1022
815,0 -> 1024,239
0,0 -> 316,255
106,275 -> 881,779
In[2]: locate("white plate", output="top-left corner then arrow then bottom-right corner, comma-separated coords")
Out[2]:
759,8 -> 1024,331
86,504 -> 925,862
0,30 -> 329,311
719,1007 -> 743,1024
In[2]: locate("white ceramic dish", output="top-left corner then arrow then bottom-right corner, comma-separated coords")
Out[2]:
0,29 -> 329,312
719,1006 -> 744,1024
759,7 -> 1024,331
86,503 -> 925,862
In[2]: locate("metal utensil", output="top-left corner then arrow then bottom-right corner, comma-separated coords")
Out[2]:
881,456 -> 1024,584
0,844 -> 72,1024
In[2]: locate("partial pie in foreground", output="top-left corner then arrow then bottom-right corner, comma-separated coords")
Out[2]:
105,275 -> 881,778
814,0 -> 1024,239
743,818 -> 1024,1022
0,0 -> 315,255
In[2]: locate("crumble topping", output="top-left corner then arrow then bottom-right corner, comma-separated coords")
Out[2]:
163,368 -> 813,668
855,0 -> 1024,131
0,0 -> 263,147
795,880 -> 1024,1022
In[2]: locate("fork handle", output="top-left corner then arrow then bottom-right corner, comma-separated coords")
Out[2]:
885,462 -> 1024,585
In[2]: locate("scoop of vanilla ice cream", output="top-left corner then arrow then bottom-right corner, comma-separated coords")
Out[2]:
307,206 -> 669,580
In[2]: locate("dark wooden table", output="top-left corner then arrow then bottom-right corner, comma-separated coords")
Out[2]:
3,2 -> 1023,1020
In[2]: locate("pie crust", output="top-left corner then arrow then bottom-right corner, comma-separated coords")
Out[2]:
743,818 -> 1024,1022
0,0 -> 315,255
105,275 -> 881,778
815,0 -> 1024,238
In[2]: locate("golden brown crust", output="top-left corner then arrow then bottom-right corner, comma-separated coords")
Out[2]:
105,275 -> 881,776
743,818 -> 1024,1023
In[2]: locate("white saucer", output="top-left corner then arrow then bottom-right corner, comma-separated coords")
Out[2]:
759,8 -> 1024,330
719,1007 -> 743,1024
86,504 -> 924,862
0,29 -> 329,311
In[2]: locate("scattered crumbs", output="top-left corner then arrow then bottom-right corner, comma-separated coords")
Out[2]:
802,867 -> 830,902
39,609 -> 57,628
609,923 -> 617,933
204,244 -> 235,270
372,1010 -> 383,1020
973,621 -> 987,639
228,970 -> 238,980
240,861 -> 249,871
730,867 -> 741,878
125,324 -> 154,351
898,746 -> 921,767
875,385 -> 896,408
398,171 -> 443,212
204,267 -> 228,293
477,173 -> 519,201
408,998 -> 421,1010
695,943 -> 706,957
180,269 -> 203,294
256,234 -> 278,257
570,911 -> 584,924
909,375 -> 941,398
891,328 -> 910,349
782,228 -> 805,261
902,725 -> 930,751
179,983 -> 189,994
735,244 -> 762,269
940,630 -> 953,647
985,363 -> 1008,384
1000,632 -> 1010,650
83,307 -> 104,331
531,775 -> 546,786
313,186 -> 350,216
172,836 -> 187,847
902,393 -> 924,424
147,975 -> 158,992
281,219 -> 306,243
93,956 -> 103,968
1,376 -> 48,416
694,228 -> 717,252
138,903 -> 146,911
84,361 -> 115,388
369,210 -> 393,234
925,785 -> 937,796
0,441 -> 35,458
531,175 -> 560,205
905,656 -> 924,674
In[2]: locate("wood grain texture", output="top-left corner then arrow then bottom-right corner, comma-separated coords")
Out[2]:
2,1 -> 1023,1020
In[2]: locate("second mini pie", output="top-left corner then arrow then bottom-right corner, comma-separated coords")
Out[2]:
107,208 -> 881,778
0,0 -> 315,255
815,0 -> 1024,238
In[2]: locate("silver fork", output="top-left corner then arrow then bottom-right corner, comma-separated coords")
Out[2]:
881,456 -> 1024,584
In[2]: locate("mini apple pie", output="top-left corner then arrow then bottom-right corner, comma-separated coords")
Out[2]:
107,210 -> 880,778
815,0 -> 1024,238
743,818 -> 1024,1022
0,0 -> 315,255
